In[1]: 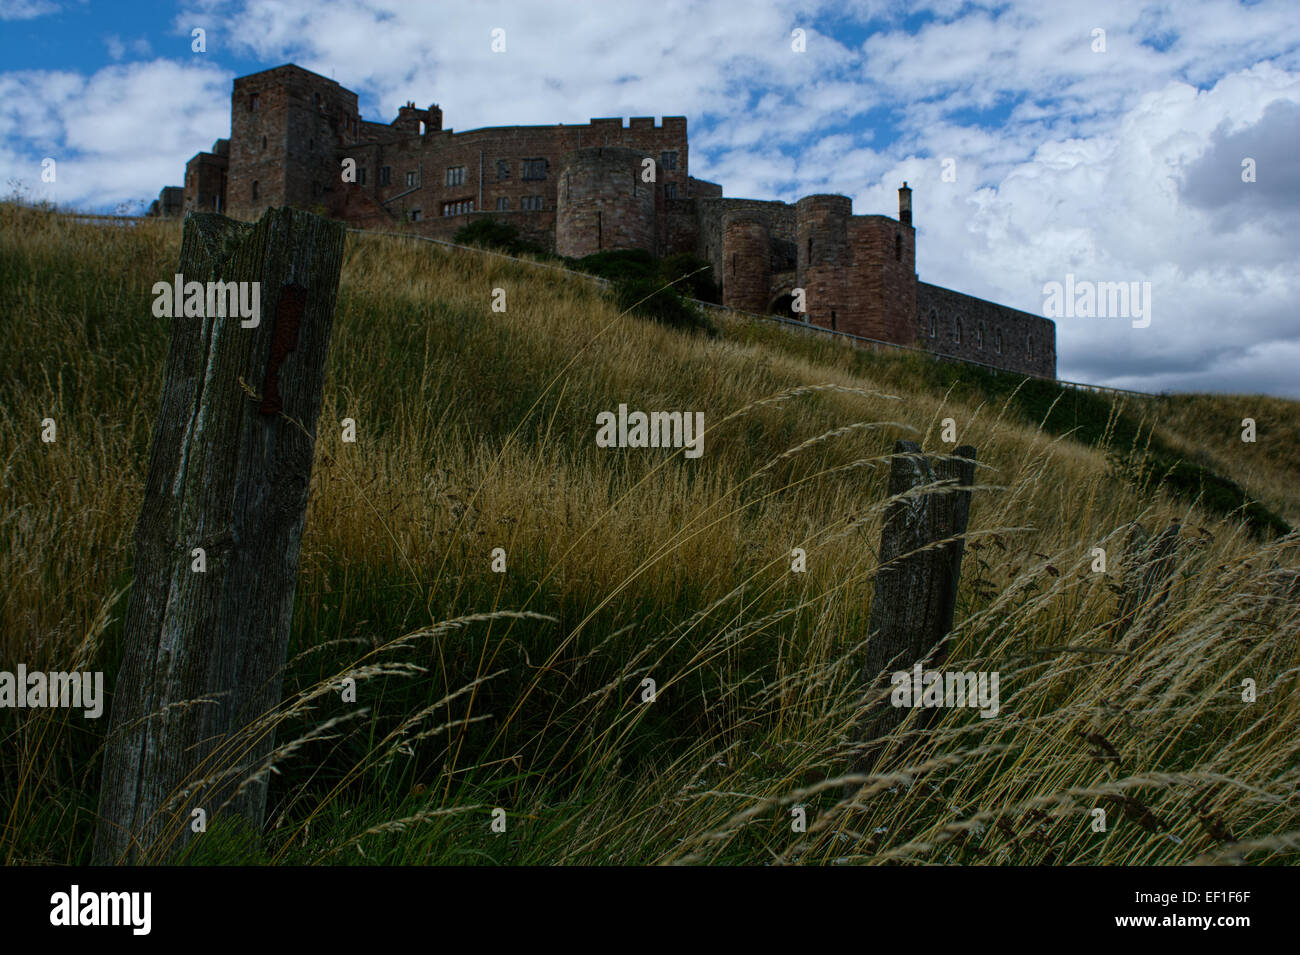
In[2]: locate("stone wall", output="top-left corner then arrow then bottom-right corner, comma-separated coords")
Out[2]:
917,282 -> 1057,377
330,115 -> 687,238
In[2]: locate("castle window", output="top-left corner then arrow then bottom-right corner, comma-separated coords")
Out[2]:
497,160 -> 510,181
953,320 -> 961,344
249,93 -> 259,112
1027,334 -> 1033,359
807,237 -> 813,259
358,167 -> 366,185
380,166 -> 392,186
977,322 -> 985,349
661,151 -> 678,170
496,197 -> 510,211
406,170 -> 417,187
928,309 -> 937,338
410,208 -> 422,222
522,158 -> 547,181
261,135 -> 267,151
895,233 -> 902,261
309,138 -> 315,152
314,92 -> 321,108
441,199 -> 474,216
521,195 -> 543,211
446,165 -> 465,187
251,180 -> 259,200
831,310 -> 837,331
664,182 -> 678,199
995,331 -> 1002,355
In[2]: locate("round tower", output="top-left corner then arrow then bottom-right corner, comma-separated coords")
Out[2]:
796,194 -> 851,329
555,147 -> 658,258
721,213 -> 771,314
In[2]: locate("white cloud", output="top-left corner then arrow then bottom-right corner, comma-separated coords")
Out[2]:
0,61 -> 232,207
0,0 -> 59,20
2,0 -> 1297,394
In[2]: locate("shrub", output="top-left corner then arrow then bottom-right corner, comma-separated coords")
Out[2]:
659,252 -> 719,304
453,217 -> 547,256
568,248 -> 657,283
612,277 -> 716,336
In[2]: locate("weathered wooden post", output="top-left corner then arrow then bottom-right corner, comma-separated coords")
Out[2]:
93,207 -> 345,863
856,440 -> 977,756
1114,521 -> 1180,646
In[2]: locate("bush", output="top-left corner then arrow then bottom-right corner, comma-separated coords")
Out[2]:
659,252 -> 719,304
568,248 -> 657,283
452,217 -> 547,256
612,277 -> 716,336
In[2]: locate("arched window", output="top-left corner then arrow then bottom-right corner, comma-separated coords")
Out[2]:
252,180 -> 259,200
977,322 -> 985,349
895,233 -> 902,261
995,330 -> 1002,354
928,309 -> 937,338
261,135 -> 267,151
953,320 -> 961,344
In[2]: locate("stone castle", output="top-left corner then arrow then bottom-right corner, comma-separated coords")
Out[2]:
152,63 -> 1055,378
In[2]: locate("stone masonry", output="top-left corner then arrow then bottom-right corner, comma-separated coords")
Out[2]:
154,62 -> 1056,378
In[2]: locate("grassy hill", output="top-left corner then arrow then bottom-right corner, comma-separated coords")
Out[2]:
2,201 -> 1298,865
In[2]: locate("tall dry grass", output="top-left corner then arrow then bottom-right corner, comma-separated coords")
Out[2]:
1,201 -> 1297,864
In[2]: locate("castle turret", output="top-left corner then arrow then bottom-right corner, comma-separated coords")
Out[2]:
721,212 -> 771,313
555,147 -> 658,258
796,194 -> 851,329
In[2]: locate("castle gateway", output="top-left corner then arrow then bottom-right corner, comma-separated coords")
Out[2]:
154,63 -> 1055,379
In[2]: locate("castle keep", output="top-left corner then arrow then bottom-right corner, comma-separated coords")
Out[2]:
154,63 -> 1055,378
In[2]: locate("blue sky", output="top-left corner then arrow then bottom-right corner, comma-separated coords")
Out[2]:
2,0 -> 1298,395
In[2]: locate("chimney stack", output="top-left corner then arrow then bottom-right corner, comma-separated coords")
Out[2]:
898,181 -> 912,226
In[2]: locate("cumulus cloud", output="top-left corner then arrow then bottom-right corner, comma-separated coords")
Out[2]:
0,0 -> 59,21
1,0 -> 1297,395
0,61 -> 232,207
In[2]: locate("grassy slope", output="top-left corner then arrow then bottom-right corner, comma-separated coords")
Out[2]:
2,203 -> 1298,865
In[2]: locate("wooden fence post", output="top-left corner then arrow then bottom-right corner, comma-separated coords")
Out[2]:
856,440 -> 977,755
93,207 -> 345,863
1114,521 -> 1181,646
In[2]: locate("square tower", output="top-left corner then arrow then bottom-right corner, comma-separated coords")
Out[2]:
226,64 -> 360,220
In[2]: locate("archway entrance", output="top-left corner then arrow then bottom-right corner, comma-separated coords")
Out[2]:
769,293 -> 797,319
